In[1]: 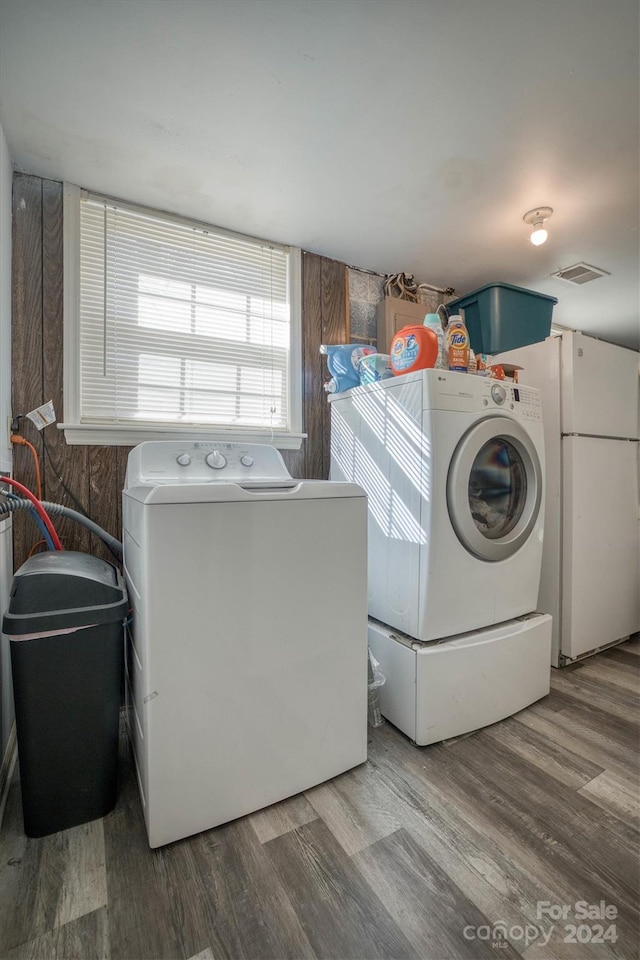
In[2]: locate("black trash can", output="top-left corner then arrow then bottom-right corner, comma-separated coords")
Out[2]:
3,551 -> 128,837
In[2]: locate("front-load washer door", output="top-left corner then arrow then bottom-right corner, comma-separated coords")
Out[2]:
447,416 -> 542,562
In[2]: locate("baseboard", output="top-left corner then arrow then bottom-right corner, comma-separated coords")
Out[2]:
0,722 -> 17,830
558,633 -> 635,667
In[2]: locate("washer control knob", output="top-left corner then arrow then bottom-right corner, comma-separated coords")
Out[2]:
176,453 -> 191,466
240,455 -> 254,467
491,384 -> 507,405
205,450 -> 227,469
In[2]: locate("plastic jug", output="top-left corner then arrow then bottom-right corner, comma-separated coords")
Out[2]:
320,343 -> 376,393
390,325 -> 438,375
446,315 -> 470,373
358,353 -> 394,385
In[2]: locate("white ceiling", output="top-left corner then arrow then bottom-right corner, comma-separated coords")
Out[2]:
1,0 -> 638,348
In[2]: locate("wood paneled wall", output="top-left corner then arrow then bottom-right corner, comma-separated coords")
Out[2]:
10,173 -> 348,569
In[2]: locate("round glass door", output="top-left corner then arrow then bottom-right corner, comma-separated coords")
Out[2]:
447,417 -> 542,562
468,438 -> 527,539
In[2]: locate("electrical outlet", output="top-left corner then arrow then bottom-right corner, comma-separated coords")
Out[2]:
6,417 -> 13,450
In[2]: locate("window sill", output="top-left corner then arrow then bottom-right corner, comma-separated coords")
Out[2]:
59,422 -> 306,450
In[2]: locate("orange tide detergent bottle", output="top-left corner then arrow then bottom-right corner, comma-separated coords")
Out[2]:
446,315 -> 470,373
390,324 -> 438,375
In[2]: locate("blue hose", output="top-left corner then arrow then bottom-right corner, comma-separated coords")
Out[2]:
28,508 -> 55,550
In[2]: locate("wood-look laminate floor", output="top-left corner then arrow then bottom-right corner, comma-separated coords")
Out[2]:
1,638 -> 638,960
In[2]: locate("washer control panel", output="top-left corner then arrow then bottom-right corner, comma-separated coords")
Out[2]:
432,372 -> 541,421
506,384 -> 542,420
125,441 -> 293,487
484,382 -> 542,420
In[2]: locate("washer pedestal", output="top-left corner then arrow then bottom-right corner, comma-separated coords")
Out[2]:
368,613 -> 551,745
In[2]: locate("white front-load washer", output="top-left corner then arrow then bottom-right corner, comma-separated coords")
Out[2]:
122,441 -> 368,847
329,369 -> 546,641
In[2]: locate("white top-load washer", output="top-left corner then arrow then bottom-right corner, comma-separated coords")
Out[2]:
123,441 -> 367,848
330,369 -> 546,641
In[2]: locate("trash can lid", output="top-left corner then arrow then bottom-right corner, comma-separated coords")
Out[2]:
3,551 -> 128,636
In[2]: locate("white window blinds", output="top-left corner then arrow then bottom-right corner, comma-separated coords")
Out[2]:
76,192 -> 297,439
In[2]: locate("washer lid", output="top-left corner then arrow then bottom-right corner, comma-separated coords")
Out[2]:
124,479 -> 366,504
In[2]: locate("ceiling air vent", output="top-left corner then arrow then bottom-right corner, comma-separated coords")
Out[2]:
552,262 -> 610,285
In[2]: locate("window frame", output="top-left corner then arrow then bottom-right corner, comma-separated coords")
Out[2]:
62,183 -> 304,448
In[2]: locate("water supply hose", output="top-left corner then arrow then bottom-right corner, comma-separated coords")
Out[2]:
0,497 -> 122,560
0,478 -> 63,549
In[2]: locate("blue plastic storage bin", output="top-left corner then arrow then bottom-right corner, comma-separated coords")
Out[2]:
446,282 -> 557,354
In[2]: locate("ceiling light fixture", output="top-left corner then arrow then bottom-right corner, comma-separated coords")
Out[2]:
523,207 -> 553,246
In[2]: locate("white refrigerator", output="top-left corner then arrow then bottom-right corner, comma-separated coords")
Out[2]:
497,331 -> 640,666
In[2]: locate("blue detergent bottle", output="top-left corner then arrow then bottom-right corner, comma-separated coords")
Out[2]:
320,343 -> 375,393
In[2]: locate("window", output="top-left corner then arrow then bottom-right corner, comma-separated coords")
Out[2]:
62,186 -> 302,447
